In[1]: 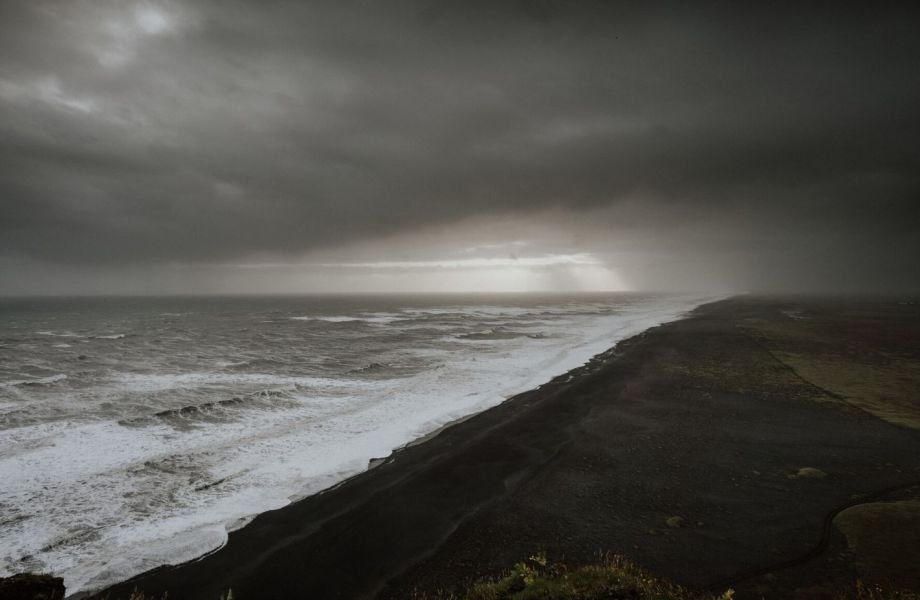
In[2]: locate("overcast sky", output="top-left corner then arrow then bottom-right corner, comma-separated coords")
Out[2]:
1,1 -> 918,294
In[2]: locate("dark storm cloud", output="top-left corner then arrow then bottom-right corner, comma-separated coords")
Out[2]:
1,1 -> 919,291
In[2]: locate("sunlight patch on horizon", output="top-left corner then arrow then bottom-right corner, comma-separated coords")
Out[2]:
204,253 -> 629,293
247,253 -> 602,270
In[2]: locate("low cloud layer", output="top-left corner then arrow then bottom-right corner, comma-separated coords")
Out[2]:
2,2 -> 919,293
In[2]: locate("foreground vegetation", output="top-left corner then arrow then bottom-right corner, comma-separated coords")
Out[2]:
9,553 -> 920,599
411,554 -> 920,600
441,553 -> 732,600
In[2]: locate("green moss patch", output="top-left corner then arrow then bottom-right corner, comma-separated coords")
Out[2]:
739,308 -> 920,430
835,500 -> 920,588
773,352 -> 920,430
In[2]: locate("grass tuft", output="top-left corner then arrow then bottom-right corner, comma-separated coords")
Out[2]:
430,553 -> 733,600
411,554 -> 920,600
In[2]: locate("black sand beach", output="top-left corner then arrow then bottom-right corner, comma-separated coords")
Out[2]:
92,296 -> 920,600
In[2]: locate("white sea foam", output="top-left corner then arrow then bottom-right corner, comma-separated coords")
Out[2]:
0,294 -> 723,594
110,372 -> 375,392
290,315 -> 362,322
35,331 -> 81,338
290,313 -> 402,324
0,374 -> 68,388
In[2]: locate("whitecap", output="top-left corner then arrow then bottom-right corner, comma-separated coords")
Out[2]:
289,316 -> 360,322
289,314 -> 401,324
1,374 -> 68,388
35,331 -> 81,338
109,372 -> 373,393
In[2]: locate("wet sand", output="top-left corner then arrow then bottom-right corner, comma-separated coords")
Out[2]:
92,296 -> 920,599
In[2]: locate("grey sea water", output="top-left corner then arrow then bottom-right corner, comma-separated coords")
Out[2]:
0,293 -> 716,593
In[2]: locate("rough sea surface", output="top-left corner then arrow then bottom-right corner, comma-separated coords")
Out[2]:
0,293 -> 716,593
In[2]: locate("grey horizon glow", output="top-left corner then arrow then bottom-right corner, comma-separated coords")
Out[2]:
1,2 -> 919,295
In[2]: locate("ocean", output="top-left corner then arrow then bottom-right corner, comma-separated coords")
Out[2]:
0,293 -> 714,593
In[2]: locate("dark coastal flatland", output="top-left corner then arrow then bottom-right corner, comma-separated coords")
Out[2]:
93,296 -> 920,600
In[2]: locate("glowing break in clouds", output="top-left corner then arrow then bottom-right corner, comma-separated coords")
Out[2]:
197,253 -> 629,293
228,253 -> 601,270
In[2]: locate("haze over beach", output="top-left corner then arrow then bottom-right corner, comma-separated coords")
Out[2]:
1,3 -> 920,600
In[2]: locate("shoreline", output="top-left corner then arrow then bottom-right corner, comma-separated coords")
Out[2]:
15,294 -> 713,597
90,296 -> 920,599
79,301 -> 714,600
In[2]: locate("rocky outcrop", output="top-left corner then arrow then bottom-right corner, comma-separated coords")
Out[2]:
0,573 -> 65,600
